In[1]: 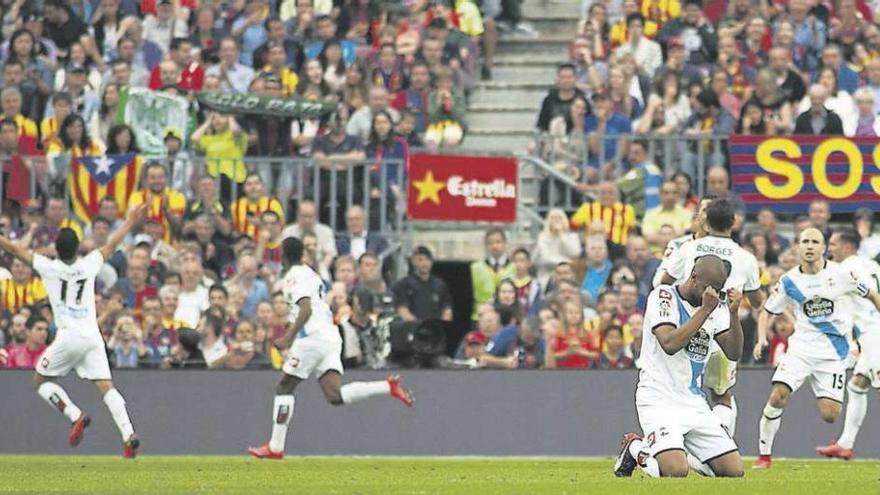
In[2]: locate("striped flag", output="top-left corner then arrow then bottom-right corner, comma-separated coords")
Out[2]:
68,153 -> 143,223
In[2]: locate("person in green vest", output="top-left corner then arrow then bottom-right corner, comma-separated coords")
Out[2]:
470,228 -> 514,321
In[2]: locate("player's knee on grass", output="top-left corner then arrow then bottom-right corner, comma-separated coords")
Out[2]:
817,399 -> 841,423
768,384 -> 791,408
656,450 -> 689,477
708,452 -> 744,478
851,374 -> 871,390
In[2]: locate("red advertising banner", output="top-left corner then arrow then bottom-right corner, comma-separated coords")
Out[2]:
407,154 -> 518,223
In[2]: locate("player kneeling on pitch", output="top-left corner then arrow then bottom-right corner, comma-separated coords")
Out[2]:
248,237 -> 414,460
614,255 -> 744,478
0,203 -> 148,458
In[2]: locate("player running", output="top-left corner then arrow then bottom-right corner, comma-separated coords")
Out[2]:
0,203 -> 148,458
247,237 -> 414,460
752,227 -> 880,469
614,255 -> 745,478
816,229 -> 880,460
658,198 -> 763,437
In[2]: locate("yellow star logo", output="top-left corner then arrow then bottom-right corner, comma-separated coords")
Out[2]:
412,170 -> 446,205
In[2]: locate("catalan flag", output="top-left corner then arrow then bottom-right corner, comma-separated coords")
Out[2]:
68,153 -> 143,224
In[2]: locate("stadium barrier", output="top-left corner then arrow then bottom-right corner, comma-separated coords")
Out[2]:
1,368 -> 877,457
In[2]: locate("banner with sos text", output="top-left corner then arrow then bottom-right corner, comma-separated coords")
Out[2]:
730,135 -> 880,213
407,154 -> 518,223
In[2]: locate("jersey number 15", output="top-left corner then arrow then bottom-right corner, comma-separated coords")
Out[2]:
60,279 -> 86,305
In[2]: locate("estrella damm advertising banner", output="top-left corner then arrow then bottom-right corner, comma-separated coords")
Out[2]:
407,153 -> 518,223
730,135 -> 880,213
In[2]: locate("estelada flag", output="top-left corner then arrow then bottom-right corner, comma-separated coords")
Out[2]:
69,153 -> 143,223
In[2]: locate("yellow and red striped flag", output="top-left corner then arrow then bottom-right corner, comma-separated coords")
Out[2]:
68,153 -> 143,223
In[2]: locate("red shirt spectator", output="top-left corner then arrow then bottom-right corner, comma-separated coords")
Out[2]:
2,317 -> 49,369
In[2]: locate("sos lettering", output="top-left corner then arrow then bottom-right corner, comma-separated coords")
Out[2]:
753,137 -> 880,200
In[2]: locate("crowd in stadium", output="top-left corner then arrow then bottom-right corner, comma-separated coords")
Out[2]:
1,0 -> 880,372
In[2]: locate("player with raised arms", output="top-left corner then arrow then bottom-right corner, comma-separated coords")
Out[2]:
752,227 -> 880,469
0,202 -> 148,458
614,255 -> 745,478
656,198 -> 763,438
247,236 -> 414,460
815,228 -> 880,459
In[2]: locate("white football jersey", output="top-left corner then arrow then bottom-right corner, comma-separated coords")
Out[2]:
665,234 -> 761,293
765,261 -> 869,361
282,264 -> 340,343
837,255 -> 880,338
32,251 -> 103,337
638,285 -> 731,406
653,234 -> 694,288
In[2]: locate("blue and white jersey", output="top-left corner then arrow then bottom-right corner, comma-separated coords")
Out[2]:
839,255 -> 880,339
638,285 -> 731,406
764,261 -> 869,361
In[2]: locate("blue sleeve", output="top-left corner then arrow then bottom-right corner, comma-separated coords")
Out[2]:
488,327 -> 516,357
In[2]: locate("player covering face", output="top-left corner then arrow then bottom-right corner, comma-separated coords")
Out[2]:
615,255 -> 745,478
247,237 -> 414,459
752,227 -> 880,469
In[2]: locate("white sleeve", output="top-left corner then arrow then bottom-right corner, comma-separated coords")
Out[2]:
285,272 -> 317,305
843,270 -> 870,298
665,243 -> 687,282
763,280 -> 789,314
647,287 -> 681,333
32,254 -> 53,278
652,240 -> 678,288
82,251 -> 105,278
712,307 -> 732,336
744,255 -> 761,292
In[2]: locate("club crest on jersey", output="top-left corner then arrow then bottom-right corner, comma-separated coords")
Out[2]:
803,296 -> 834,318
657,289 -> 672,317
685,328 -> 711,362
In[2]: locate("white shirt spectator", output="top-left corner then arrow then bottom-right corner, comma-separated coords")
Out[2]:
614,38 -> 663,77
798,91 -> 857,136
205,63 -> 255,94
175,285 -> 210,328
142,15 -> 188,54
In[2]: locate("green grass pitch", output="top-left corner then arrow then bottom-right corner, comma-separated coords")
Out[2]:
0,456 -> 878,494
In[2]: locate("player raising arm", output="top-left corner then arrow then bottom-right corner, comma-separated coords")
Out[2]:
751,227 -> 880,469
614,255 -> 744,479
0,202 -> 147,458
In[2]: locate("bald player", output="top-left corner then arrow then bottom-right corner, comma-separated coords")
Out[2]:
752,227 -> 880,469
615,255 -> 745,478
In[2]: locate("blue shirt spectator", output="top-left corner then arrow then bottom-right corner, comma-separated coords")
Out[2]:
585,96 -> 632,168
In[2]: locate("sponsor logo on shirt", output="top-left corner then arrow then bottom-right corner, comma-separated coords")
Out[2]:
685,328 -> 711,362
803,297 -> 834,318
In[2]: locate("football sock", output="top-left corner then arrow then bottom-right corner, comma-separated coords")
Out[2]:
712,397 -> 737,437
628,439 -> 644,459
687,453 -> 715,477
759,403 -> 783,456
838,382 -> 869,449
340,381 -> 391,404
103,388 -> 135,441
269,395 -> 295,453
640,456 -> 661,478
37,382 -> 82,423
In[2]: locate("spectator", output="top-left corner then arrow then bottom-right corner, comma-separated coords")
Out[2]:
114,256 -> 158,319
584,92 -> 631,172
624,235 -> 660,307
654,37 -> 703,89
336,205 -> 389,260
865,58 -> 880,115
149,38 -> 203,92
782,0 -> 826,73
642,180 -> 692,253
205,37 -> 255,94
571,181 -> 636,258
613,281 -> 642,326
0,260 -> 46,314
705,166 -> 746,216
657,0 -> 718,67
282,200 -> 338,275
186,214 -> 234,279
164,327 -> 207,369
768,46 -> 806,104
756,208 -> 791,254
494,279 -> 524,326
366,110 -> 409,221
226,254 -> 269,320
307,15 -> 357,65
222,320 -> 270,369
615,13 -> 662,77
635,72 -> 691,136
510,248 -> 542,317
743,230 -> 777,268
392,246 -> 453,322
595,325 -> 634,368
670,171 -> 699,212
230,173 -> 285,241
44,0 -> 101,64
425,67 -> 466,148
127,162 -> 185,243
40,91 -> 72,149
310,107 -> 366,225
808,200 -> 833,239
581,235 -> 612,303
794,83 -> 844,135
536,63 -> 586,132
480,316 -> 545,369
342,59 -> 370,112
391,61 -> 432,134
681,89 -> 734,180
459,304 -> 499,359
190,112 -> 248,202
470,228 -> 514,321
175,259 -> 210,328
108,315 -> 147,368
738,16 -> 769,71
625,312 -> 643,365
1,314 -> 48,369
548,299 -> 600,368
799,67 -> 856,134
198,314 -> 228,368
533,209 -> 582,285
255,210 -> 284,281
854,208 -> 880,261
184,176 -> 231,237
142,296 -> 175,366
616,140 -> 662,220
853,88 -> 880,137
356,252 -> 390,300
768,313 -> 794,367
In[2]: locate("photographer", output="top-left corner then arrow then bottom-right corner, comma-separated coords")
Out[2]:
107,315 -> 147,369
